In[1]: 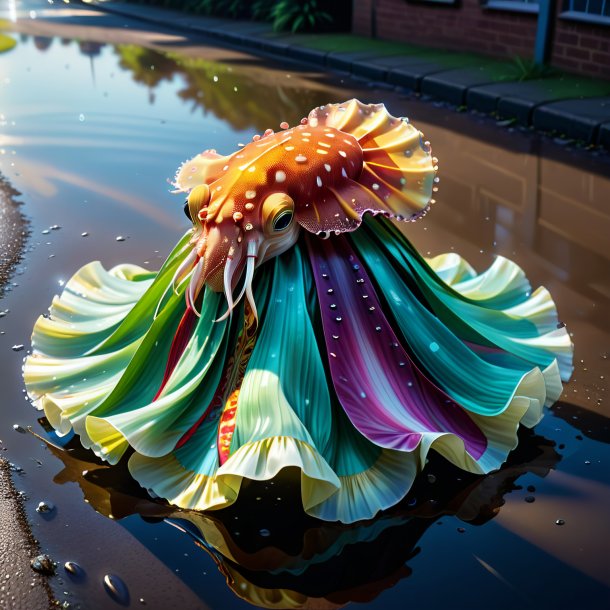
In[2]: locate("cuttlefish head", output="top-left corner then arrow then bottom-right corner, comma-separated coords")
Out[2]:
172,100 -> 438,320
182,179 -> 300,319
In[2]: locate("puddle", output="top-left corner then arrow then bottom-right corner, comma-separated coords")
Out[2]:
0,5 -> 609,609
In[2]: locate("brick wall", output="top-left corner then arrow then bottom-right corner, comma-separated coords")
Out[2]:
352,0 -> 610,78
353,0 -> 537,57
552,6 -> 610,78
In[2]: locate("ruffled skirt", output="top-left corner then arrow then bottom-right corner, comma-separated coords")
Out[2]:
24,217 -> 573,523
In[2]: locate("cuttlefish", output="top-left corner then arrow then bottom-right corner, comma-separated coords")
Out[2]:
23,99 -> 572,525
171,99 -> 436,319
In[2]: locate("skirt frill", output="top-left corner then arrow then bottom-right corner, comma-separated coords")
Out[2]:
23,218 -> 573,523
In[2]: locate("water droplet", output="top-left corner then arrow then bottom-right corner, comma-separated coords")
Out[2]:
64,561 -> 83,577
329,303 -> 337,309
427,474 -> 437,484
457,527 -> 465,534
103,574 -> 129,604
13,424 -> 26,433
375,326 -> 381,332
275,170 -> 286,183
115,236 -> 125,242
429,342 -> 439,352
524,496 -> 535,503
12,344 -> 24,352
36,500 -> 55,513
78,113 -> 85,122
327,288 -> 334,294
295,155 -> 307,164
335,317 -> 342,323
555,519 -> 565,526
81,231 -> 89,237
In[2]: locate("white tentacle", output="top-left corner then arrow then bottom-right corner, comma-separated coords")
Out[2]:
187,256 -> 205,317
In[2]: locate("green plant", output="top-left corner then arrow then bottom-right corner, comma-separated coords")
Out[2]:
511,56 -> 556,82
251,0 -> 277,21
191,0 -> 250,18
271,0 -> 332,33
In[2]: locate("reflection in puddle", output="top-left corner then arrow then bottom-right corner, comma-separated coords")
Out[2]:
42,421 -> 560,608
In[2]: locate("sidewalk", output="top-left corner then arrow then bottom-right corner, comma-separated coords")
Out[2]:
91,1 -> 610,148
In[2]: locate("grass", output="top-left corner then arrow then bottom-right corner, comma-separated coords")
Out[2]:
258,31 -> 610,95
0,32 -> 16,54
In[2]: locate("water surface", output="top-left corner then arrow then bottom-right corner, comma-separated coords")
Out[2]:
0,3 -> 609,609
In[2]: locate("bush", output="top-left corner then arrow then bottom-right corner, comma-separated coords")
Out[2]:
124,0 -> 349,32
270,0 -> 332,33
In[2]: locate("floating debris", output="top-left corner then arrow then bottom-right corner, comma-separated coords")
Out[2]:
12,424 -> 26,433
555,519 -> 566,526
36,500 -> 55,514
103,573 -> 129,604
12,344 -> 24,351
81,232 -> 89,237
50,224 -> 61,231
31,554 -> 55,575
115,236 -> 126,242
259,528 -> 271,537
524,496 -> 535,503
457,527 -> 466,533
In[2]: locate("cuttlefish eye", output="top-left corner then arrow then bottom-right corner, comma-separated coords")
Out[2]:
262,192 -> 295,234
183,199 -> 192,222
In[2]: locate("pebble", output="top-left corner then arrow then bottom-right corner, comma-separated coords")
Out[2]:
30,554 -> 55,575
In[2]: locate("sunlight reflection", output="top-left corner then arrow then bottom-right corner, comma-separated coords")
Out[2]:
496,470 -> 610,587
8,0 -> 17,23
16,158 -> 182,228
